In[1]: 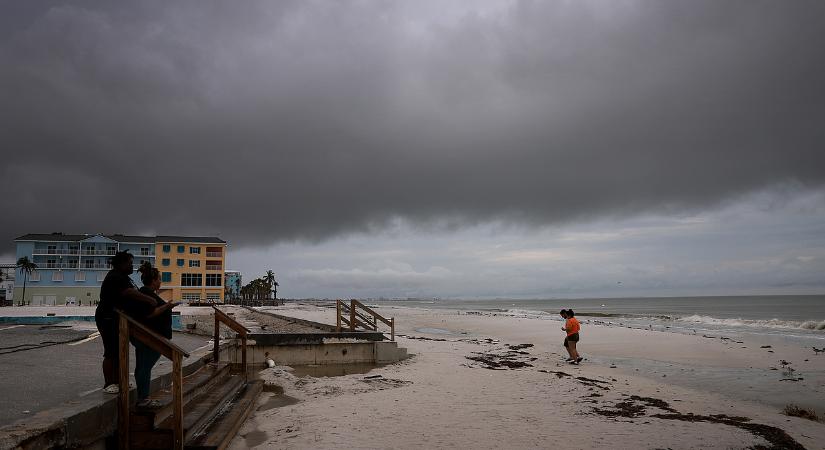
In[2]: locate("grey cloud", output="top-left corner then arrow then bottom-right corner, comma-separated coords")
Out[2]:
2,0 -> 824,250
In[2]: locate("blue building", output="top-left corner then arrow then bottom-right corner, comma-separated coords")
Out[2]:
224,270 -> 242,300
14,233 -> 157,306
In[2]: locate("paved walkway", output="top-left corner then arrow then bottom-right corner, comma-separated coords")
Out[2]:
0,323 -> 211,426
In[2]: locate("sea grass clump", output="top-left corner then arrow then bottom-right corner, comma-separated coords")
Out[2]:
782,404 -> 821,422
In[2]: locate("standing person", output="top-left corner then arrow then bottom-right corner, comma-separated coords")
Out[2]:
559,310 -> 573,361
96,251 -> 158,394
562,309 -> 582,364
133,262 -> 179,405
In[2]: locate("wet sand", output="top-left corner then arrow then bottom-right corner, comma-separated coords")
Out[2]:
230,303 -> 825,449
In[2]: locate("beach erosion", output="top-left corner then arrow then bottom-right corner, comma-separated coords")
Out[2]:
231,303 -> 825,449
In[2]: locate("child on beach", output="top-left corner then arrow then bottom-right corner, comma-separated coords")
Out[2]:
560,309 -> 582,364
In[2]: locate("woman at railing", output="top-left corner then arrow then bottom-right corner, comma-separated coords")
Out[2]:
131,262 -> 180,405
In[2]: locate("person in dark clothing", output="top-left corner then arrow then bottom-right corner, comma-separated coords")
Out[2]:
95,251 -> 158,394
133,262 -> 179,404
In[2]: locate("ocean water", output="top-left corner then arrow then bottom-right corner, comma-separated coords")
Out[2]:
374,295 -> 825,341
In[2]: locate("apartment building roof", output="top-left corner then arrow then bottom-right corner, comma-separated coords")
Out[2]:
15,233 -> 225,244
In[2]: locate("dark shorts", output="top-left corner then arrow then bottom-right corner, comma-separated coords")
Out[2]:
95,315 -> 119,359
563,333 -> 580,346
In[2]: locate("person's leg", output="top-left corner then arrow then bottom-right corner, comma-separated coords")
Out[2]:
570,341 -> 580,360
134,342 -> 161,400
563,337 -> 573,359
97,318 -> 119,387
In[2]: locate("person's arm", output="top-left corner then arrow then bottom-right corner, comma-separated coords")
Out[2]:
146,302 -> 180,319
123,288 -> 159,307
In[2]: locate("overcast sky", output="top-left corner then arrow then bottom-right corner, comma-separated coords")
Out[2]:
2,1 -> 824,298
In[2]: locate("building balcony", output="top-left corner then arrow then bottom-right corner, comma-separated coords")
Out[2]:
206,252 -> 222,258
33,248 -> 80,255
206,265 -> 222,271
82,250 -> 117,256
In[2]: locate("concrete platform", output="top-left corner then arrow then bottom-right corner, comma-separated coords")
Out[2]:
0,324 -> 212,426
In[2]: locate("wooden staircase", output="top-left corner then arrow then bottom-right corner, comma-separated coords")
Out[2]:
336,299 -> 395,341
129,362 -> 262,450
116,307 -> 262,450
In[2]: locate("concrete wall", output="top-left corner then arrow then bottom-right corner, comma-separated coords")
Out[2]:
225,341 -> 407,367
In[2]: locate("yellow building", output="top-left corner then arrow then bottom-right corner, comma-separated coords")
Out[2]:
154,236 -> 226,303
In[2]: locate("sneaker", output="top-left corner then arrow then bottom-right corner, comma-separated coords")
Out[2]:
576,357 -> 583,364
568,360 -> 579,365
565,358 -> 574,362
103,384 -> 119,394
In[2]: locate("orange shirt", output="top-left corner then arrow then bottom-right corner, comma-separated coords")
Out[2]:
565,317 -> 580,336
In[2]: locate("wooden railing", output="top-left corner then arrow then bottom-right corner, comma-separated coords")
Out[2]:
336,299 -> 395,341
212,306 -> 250,381
116,310 -> 191,450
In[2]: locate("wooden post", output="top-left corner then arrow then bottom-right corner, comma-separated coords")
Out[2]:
372,314 -> 377,331
172,352 -> 184,450
241,335 -> 248,382
336,301 -> 341,332
349,300 -> 356,332
391,317 -> 395,342
118,317 -> 130,450
213,313 -> 220,363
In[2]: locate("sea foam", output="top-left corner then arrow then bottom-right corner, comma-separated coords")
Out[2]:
677,315 -> 825,331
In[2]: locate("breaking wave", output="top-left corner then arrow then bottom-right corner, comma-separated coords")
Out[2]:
676,315 -> 825,331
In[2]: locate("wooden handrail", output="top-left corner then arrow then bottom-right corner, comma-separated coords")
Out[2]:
336,300 -> 395,341
212,306 -> 250,381
116,310 -> 189,450
351,300 -> 393,327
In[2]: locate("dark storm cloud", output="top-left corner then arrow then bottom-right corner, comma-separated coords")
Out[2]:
2,0 -> 824,249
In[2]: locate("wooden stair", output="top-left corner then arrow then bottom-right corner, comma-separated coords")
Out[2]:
129,362 -> 262,450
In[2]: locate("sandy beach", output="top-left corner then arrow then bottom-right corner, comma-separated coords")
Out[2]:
228,303 -> 825,450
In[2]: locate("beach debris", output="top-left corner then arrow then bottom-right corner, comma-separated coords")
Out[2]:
507,343 -> 534,351
760,345 -> 772,349
651,413 -> 805,450
812,347 -> 824,355
465,352 -> 533,370
592,396 -> 676,419
782,404 -> 821,422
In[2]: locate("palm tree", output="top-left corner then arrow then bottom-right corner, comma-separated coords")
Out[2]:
262,270 -> 276,300
16,257 -> 38,306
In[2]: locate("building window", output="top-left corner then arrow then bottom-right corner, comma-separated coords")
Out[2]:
140,247 -> 151,256
47,245 -> 57,254
177,245 -> 185,253
206,247 -> 222,257
189,260 -> 201,268
85,246 -> 95,255
206,293 -> 221,302
162,258 -> 170,266
47,259 -> 57,269
177,259 -> 184,267
85,259 -> 94,269
97,272 -> 106,282
75,271 -> 86,282
189,246 -> 201,254
181,293 -> 201,302
206,274 -> 222,286
206,261 -> 222,271
163,245 -> 171,253
30,271 -> 40,282
53,272 -> 63,282
69,245 -> 79,255
162,272 -> 172,283
181,273 -> 203,286
106,245 -> 116,255
67,260 -> 78,269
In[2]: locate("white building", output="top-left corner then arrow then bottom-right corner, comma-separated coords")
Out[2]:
0,263 -> 15,305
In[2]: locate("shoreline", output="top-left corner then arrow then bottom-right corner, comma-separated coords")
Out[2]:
227,303 -> 825,449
